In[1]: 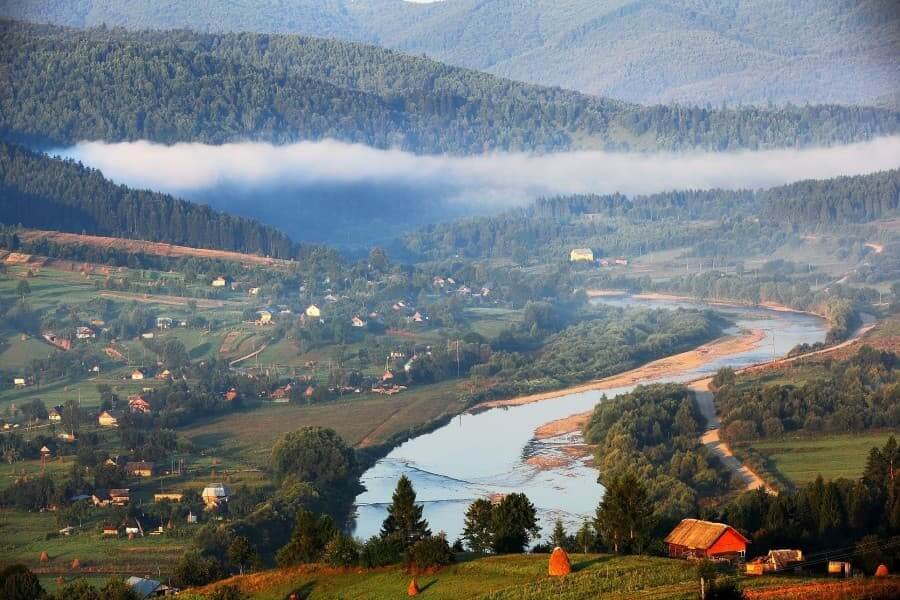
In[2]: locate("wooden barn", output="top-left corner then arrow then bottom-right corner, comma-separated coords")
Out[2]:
665,519 -> 749,562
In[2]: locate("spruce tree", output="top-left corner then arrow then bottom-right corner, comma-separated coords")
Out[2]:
462,498 -> 494,554
381,475 -> 430,549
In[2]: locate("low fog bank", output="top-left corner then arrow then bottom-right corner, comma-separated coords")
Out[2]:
58,137 -> 900,245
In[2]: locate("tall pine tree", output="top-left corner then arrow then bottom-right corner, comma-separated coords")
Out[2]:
381,475 -> 430,550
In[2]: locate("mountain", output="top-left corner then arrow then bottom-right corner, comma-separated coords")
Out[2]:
4,1 -> 898,108
3,20 -> 898,154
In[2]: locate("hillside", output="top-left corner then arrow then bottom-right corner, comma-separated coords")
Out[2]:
0,142 -> 295,257
3,20 -> 899,153
5,1 -> 898,108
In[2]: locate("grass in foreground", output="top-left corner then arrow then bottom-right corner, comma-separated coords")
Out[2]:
747,432 -> 896,485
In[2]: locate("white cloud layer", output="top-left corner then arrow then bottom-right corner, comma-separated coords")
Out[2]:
60,137 -> 900,208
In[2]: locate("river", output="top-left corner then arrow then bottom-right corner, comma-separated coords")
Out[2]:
351,296 -> 827,543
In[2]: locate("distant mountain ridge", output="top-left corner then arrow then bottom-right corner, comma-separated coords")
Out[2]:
3,20 -> 898,155
4,0 -> 898,108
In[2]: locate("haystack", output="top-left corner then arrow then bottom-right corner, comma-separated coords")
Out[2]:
407,578 -> 420,596
875,564 -> 889,577
71,558 -> 80,570
548,546 -> 571,576
39,551 -> 49,562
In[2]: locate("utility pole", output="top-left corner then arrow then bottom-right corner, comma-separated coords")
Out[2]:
456,339 -> 461,378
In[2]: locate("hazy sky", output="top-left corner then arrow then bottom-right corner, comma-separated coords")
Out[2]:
62,136 -> 900,208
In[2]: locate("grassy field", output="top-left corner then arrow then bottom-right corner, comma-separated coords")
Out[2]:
465,307 -> 522,338
183,379 -> 469,464
189,553 -> 869,600
747,433 -> 896,485
0,508 -> 187,579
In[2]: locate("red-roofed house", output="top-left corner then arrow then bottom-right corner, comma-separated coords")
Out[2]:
665,519 -> 749,561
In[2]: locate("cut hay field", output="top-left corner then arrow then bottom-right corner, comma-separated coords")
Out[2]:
190,553 -> 869,600
465,307 -> 522,338
183,380 -> 468,464
747,433 -> 897,485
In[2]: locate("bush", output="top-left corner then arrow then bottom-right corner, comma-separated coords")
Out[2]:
406,534 -> 455,570
359,535 -> 403,568
324,533 -> 361,567
207,585 -> 249,600
172,551 -> 223,587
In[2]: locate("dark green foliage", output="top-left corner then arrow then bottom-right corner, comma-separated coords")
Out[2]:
0,565 -> 44,600
380,475 -> 430,550
462,498 -> 494,554
275,509 -> 337,566
0,142 -> 294,257
490,493 -> 540,554
2,21 -> 897,153
594,471 -> 654,554
585,384 -> 726,517
716,347 -> 899,442
172,551 -> 224,587
359,535 -> 403,568
270,427 -> 357,489
323,533 -> 361,567
405,534 -> 455,570
6,1 -> 894,108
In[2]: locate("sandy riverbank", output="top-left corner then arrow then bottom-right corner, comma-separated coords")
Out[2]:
477,328 -> 765,411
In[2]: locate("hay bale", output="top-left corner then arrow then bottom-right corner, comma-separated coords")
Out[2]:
71,558 -> 80,570
548,547 -> 571,576
876,564 -> 889,577
407,578 -> 420,596
128,532 -> 135,540
39,551 -> 49,562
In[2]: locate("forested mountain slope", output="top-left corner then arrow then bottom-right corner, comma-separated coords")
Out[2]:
5,0 -> 898,108
2,21 -> 898,153
402,169 -> 900,260
0,142 -> 295,257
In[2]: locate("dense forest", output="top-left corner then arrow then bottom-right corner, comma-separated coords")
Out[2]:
3,21 -> 898,153
4,1 -> 897,108
583,384 -> 728,519
0,142 -> 295,257
714,347 -> 900,442
402,169 -> 900,261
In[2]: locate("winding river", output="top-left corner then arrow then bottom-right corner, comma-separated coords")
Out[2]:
351,296 -> 827,543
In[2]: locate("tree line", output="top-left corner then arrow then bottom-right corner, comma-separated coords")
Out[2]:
0,143 -> 295,257
3,20 -> 898,153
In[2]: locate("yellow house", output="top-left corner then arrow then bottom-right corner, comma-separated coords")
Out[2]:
305,304 -> 322,318
211,276 -> 227,287
98,410 -> 120,427
569,248 -> 594,262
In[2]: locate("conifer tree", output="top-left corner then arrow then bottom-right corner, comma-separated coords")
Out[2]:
381,475 -> 430,549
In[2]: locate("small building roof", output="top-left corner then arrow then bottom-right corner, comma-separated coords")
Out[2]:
126,576 -> 161,599
201,483 -> 229,498
665,519 -> 748,550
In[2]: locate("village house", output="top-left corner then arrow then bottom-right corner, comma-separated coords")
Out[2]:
156,317 -> 174,329
105,454 -> 128,467
43,332 -> 71,351
48,406 -> 63,422
248,287 -> 260,296
58,432 -> 76,442
92,488 -> 130,507
102,522 -> 120,536
75,326 -> 96,339
154,492 -> 184,503
13,377 -> 27,387
351,315 -> 367,328
411,311 -> 426,323
665,519 -> 749,562
201,483 -> 229,509
211,276 -> 227,287
126,461 -> 155,478
256,310 -> 273,325
305,385 -> 316,399
126,575 -> 177,598
131,369 -> 146,380
271,383 -> 292,401
40,445 -> 52,459
156,369 -> 172,381
614,257 -> 629,266
98,410 -> 121,427
224,388 -> 239,402
569,248 -> 594,262
123,516 -> 144,537
129,396 -> 152,414
305,304 -> 322,318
